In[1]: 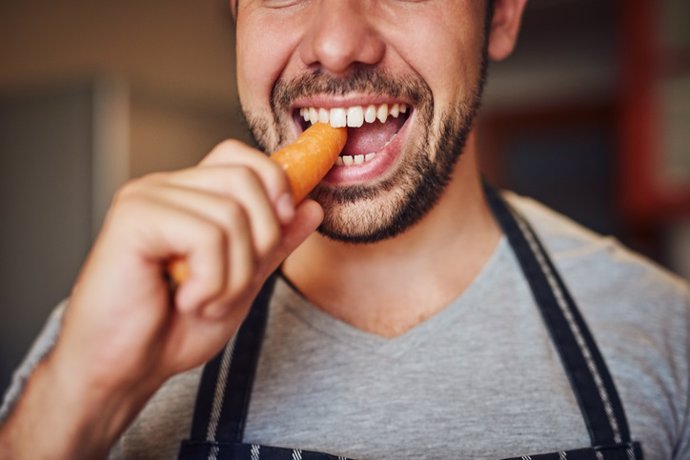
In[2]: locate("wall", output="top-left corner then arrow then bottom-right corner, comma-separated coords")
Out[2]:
0,85 -> 94,394
0,0 -> 238,109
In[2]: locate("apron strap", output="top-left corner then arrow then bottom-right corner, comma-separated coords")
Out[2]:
484,184 -> 632,446
188,273 -> 278,444
186,186 -> 635,453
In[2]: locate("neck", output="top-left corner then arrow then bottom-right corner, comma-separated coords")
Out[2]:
282,132 -> 502,337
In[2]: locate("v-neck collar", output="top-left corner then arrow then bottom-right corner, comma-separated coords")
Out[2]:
273,237 -> 509,357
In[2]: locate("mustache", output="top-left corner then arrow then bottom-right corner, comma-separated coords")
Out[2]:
271,68 -> 429,112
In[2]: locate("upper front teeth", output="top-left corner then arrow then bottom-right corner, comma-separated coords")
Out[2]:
347,106 -> 364,128
300,103 -> 408,128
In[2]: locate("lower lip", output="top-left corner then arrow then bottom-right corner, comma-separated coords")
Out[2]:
322,115 -> 412,186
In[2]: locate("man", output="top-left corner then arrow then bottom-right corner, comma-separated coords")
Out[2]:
0,1 -> 688,458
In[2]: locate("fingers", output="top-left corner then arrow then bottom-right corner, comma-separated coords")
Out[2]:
171,199 -> 255,318
202,140 -> 292,207
122,186 -> 264,317
275,199 -> 324,263
261,199 -> 324,275
110,140 -> 317,319
49,139 -> 322,402
145,169 -> 283,256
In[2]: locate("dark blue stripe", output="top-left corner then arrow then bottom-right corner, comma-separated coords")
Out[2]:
484,184 -> 632,446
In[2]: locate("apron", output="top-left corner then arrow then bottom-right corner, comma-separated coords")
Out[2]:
178,186 -> 643,460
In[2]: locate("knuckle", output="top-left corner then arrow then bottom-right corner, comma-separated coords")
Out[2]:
207,139 -> 244,161
217,138 -> 244,151
114,179 -> 141,202
221,200 -> 247,227
231,165 -> 260,189
233,258 -> 256,293
260,223 -> 282,254
198,221 -> 226,250
113,172 -> 165,203
141,171 -> 167,184
266,160 -> 288,186
110,181 -> 148,213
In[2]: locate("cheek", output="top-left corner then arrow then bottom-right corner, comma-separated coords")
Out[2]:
236,19 -> 299,112
387,10 -> 486,108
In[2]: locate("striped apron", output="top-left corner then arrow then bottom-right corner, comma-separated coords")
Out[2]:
178,186 -> 643,460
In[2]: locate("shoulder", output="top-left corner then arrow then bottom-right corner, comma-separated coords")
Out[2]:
505,191 -> 689,310
504,191 -> 689,340
506,192 -> 690,456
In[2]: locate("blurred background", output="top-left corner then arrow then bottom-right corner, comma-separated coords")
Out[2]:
1,0 -> 689,396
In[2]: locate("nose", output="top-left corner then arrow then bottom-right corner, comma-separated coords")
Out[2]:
298,1 -> 386,75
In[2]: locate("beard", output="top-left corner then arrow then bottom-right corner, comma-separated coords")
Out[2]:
243,53 -> 489,244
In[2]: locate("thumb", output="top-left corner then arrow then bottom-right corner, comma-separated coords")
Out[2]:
264,199 -> 323,273
277,199 -> 324,260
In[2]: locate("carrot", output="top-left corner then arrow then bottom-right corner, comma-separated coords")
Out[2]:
272,122 -> 347,203
167,122 -> 347,285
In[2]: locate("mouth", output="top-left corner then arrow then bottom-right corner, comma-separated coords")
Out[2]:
292,101 -> 412,184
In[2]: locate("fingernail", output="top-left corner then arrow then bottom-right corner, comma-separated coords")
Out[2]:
276,193 -> 295,224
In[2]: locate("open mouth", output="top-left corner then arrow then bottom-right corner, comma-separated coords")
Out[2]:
294,102 -> 411,167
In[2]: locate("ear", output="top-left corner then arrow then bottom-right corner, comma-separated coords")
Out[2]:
487,0 -> 528,61
230,0 -> 238,19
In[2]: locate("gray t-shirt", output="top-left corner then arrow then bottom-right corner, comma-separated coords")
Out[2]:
2,194 -> 689,459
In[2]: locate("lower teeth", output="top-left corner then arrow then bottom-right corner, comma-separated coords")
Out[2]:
333,123 -> 401,166
336,153 -> 376,166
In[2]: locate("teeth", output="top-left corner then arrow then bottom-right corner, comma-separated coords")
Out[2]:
376,104 -> 389,123
364,105 -> 377,123
298,103 -> 408,129
309,107 -> 319,124
298,104 -> 407,163
346,106 -> 364,128
335,152 -> 377,167
330,108 -> 347,128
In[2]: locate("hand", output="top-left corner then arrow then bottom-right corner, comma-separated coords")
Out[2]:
0,140 -> 324,458
67,138 -> 323,388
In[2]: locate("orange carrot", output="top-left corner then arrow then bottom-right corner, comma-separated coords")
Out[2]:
167,122 -> 347,284
273,122 -> 347,203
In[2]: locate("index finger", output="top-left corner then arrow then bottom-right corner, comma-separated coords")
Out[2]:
201,140 -> 290,205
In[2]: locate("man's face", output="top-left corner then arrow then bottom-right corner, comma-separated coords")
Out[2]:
235,1 -> 491,243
